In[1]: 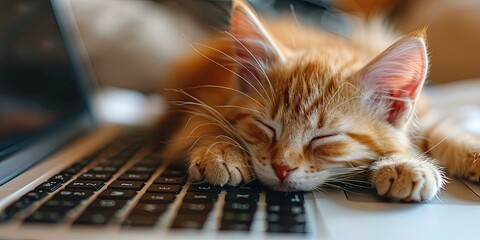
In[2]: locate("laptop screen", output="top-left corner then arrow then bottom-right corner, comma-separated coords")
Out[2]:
0,0 -> 90,159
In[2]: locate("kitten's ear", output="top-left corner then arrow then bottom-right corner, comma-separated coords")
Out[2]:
230,0 -> 285,91
359,30 -> 429,127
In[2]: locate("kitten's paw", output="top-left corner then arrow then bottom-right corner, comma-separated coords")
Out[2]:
188,140 -> 253,186
463,152 -> 480,182
370,154 -> 444,202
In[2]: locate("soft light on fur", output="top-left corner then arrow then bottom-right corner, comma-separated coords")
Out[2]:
159,0 -> 478,202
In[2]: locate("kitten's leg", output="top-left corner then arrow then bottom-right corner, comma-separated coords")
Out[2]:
188,136 -> 253,186
422,120 -> 480,182
370,153 -> 444,202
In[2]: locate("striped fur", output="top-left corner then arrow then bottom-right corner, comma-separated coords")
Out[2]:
158,0 -> 480,202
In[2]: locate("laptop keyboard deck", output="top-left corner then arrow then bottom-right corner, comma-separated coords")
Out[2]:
0,132 -> 307,233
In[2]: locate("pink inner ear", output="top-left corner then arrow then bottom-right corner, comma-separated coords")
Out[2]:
361,36 -> 428,125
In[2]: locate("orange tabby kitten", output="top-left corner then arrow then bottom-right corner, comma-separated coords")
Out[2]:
160,0 -> 479,202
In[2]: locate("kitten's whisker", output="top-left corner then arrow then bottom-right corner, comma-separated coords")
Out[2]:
422,132 -> 451,155
182,122 -> 225,142
179,85 -> 264,107
213,135 -> 251,155
314,188 -> 328,195
166,92 -> 242,140
187,134 -> 215,153
324,81 -> 361,110
193,42 -> 272,103
224,31 -> 276,101
203,140 -> 248,162
204,139 -> 250,156
181,113 -> 203,135
214,105 -> 263,115
289,3 -> 298,49
162,134 -> 208,144
326,95 -> 362,116
170,107 -> 238,140
185,42 -> 270,105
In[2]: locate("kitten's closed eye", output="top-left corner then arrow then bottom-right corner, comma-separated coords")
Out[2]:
236,117 -> 275,145
254,119 -> 276,139
310,133 -> 341,148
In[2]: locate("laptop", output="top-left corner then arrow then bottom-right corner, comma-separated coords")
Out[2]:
1,0 -> 479,239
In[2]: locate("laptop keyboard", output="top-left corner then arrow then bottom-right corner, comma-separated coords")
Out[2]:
0,132 -> 307,234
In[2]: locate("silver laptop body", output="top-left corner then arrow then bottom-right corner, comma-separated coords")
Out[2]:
1,1 -> 479,239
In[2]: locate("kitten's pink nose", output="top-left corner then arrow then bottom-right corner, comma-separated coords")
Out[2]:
272,163 -> 298,184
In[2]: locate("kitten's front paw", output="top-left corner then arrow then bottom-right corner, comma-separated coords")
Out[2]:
370,154 -> 444,202
188,139 -> 253,186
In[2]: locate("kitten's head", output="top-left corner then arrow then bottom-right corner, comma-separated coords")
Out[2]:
227,0 -> 428,191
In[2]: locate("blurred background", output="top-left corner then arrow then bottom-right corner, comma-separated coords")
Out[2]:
8,0 -> 480,126
70,0 -> 480,89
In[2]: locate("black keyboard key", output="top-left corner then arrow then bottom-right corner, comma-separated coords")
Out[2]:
139,193 -> 176,203
160,169 -> 186,177
4,198 -> 33,216
183,192 -> 218,203
134,162 -> 161,169
71,161 -> 89,169
74,210 -> 115,225
62,165 -> 83,175
178,203 -> 213,215
54,190 -> 93,200
97,159 -> 127,167
146,184 -> 182,194
66,180 -> 104,191
39,199 -> 78,211
267,213 -> 306,225
23,189 -> 48,202
223,201 -> 257,213
126,166 -> 156,174
25,210 -> 66,223
89,199 -> 127,210
130,203 -> 168,215
117,173 -> 150,182
89,165 -> 119,173
265,192 -> 304,204
108,180 -> 144,191
98,189 -> 137,200
110,149 -> 137,160
220,222 -> 251,231
58,171 -> 74,179
267,223 -> 306,233
171,215 -> 207,229
123,214 -> 159,227
49,173 -> 71,183
35,180 -> 62,192
225,192 -> 259,202
222,212 -> 254,223
225,180 -> 262,192
78,172 -> 112,181
77,155 -> 97,166
153,177 -> 185,185
188,184 -> 221,194
267,204 -> 304,215
136,157 -> 162,167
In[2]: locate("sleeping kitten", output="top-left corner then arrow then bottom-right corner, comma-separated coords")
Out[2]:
160,0 -> 479,202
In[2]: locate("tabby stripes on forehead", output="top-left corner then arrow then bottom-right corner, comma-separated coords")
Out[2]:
346,132 -> 383,156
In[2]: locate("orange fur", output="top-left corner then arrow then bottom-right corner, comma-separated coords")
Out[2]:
158,0 -> 479,202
